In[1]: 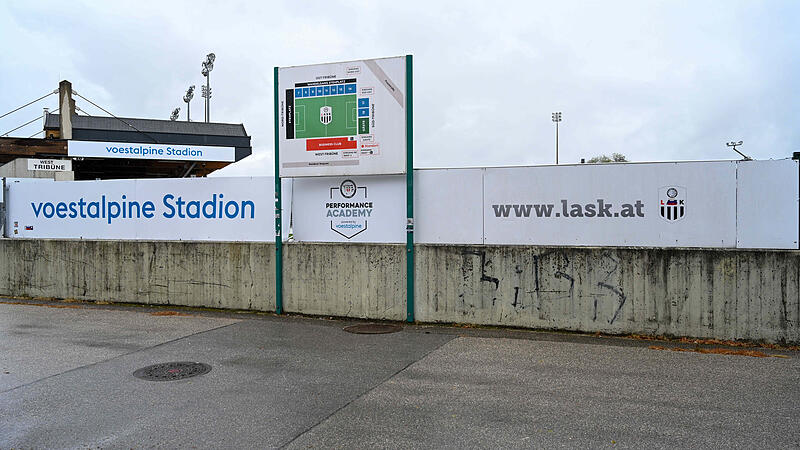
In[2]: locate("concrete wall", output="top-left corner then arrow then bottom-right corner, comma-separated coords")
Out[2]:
0,239 -> 275,311
0,239 -> 797,343
283,243 -> 406,320
415,245 -> 800,343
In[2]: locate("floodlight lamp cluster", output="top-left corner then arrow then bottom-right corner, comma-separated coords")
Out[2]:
184,85 -> 195,103
202,53 -> 216,76
201,85 -> 212,99
170,108 -> 180,121
727,140 -> 743,147
552,112 -> 562,122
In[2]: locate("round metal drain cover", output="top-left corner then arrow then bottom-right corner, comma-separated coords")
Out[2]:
133,362 -> 211,381
343,323 -> 403,334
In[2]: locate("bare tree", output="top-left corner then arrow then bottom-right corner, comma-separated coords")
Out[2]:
587,153 -> 627,163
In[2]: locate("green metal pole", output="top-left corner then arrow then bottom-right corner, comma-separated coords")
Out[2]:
405,55 -> 414,323
274,66 -> 283,315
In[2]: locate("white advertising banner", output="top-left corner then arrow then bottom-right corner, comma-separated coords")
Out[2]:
291,175 -> 405,243
5,177 -> 290,241
414,168 -> 484,244
484,162 -> 738,247
68,140 -> 236,162
736,159 -> 799,249
278,56 -> 407,177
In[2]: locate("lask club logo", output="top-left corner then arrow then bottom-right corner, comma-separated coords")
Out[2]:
659,186 -> 686,222
327,180 -> 371,239
320,106 -> 332,125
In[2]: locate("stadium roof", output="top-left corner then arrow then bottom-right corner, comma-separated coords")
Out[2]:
0,114 -> 252,179
44,114 -> 248,138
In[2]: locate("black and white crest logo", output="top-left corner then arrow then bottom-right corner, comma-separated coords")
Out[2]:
339,179 -> 357,198
327,180 -> 370,239
320,106 -> 332,125
659,186 -> 686,222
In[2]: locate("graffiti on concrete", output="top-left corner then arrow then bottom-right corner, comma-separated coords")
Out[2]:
457,249 -> 629,325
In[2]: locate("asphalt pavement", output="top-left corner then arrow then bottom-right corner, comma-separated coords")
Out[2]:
1,298 -> 798,449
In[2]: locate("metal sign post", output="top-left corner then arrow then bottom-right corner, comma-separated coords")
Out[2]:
1,177 -> 6,238
274,66 -> 284,314
405,55 -> 414,322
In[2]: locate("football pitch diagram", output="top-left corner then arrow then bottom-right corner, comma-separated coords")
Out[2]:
278,56 -> 406,178
293,94 -> 357,139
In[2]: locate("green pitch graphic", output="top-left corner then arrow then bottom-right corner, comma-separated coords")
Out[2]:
294,95 -> 357,139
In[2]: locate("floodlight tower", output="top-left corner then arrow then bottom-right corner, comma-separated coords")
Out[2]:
201,53 -> 215,123
183,85 -> 195,122
170,108 -> 180,121
551,112 -> 562,164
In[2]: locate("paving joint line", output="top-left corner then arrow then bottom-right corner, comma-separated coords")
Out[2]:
0,321 -> 240,395
278,334 -> 458,449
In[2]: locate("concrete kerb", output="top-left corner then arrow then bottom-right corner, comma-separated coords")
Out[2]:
1,295 -> 797,358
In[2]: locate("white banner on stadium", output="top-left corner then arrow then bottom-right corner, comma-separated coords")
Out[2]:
291,175 -> 405,243
414,168 -> 484,244
278,56 -> 407,177
68,140 -> 236,162
736,159 -> 799,249
5,177 -> 291,241
483,162 -> 739,247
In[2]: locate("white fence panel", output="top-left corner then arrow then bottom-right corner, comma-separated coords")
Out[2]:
483,162 -> 738,247
414,168 -> 483,244
291,175 -> 405,243
736,159 -> 799,249
5,177 -> 287,241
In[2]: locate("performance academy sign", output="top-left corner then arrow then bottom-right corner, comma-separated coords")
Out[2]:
291,175 -> 406,243
5,177 -> 282,241
483,161 -> 739,247
277,56 -> 407,177
68,140 -> 236,162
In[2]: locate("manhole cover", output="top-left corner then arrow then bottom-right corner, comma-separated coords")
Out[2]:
343,323 -> 403,334
133,362 -> 211,381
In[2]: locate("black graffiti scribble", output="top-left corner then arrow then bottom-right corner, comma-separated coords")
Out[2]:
597,282 -> 627,324
554,271 -> 574,297
462,250 -> 499,289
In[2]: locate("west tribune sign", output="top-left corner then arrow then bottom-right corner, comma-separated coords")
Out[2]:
27,159 -> 72,172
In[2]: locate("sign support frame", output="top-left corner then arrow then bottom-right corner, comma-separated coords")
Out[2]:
275,56 -> 414,321
1,177 -> 7,238
274,66 -> 284,315
405,54 -> 415,323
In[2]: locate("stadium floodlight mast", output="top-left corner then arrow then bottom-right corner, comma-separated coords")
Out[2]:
170,108 -> 181,121
551,112 -> 562,164
183,85 -> 195,121
726,140 -> 752,161
201,53 -> 215,123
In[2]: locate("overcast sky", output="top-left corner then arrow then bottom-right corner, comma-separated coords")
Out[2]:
1,0 -> 798,176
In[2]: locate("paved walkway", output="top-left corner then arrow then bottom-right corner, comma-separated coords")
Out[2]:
1,299 -> 798,448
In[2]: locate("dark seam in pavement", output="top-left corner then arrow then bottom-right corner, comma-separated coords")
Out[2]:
0,321 -> 240,395
277,335 -> 458,449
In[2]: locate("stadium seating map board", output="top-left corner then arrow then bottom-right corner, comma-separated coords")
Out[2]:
278,56 -> 407,177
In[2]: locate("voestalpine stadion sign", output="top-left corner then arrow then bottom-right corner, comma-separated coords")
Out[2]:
67,140 -> 236,162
